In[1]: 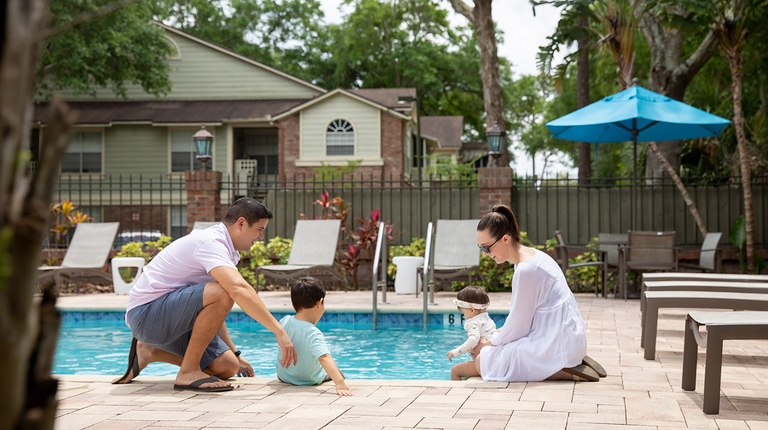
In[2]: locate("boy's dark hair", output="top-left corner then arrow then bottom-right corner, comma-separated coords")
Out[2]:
290,276 -> 326,311
457,285 -> 490,306
222,198 -> 273,226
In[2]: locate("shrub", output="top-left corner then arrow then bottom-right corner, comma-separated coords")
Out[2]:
239,237 -> 293,288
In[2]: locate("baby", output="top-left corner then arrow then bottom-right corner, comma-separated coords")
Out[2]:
446,285 -> 497,380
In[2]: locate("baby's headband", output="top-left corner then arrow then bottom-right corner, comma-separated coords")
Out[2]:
453,299 -> 489,310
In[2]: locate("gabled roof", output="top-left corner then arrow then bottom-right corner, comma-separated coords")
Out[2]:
420,116 -> 464,149
271,88 -> 410,121
351,88 -> 416,110
157,22 -> 327,95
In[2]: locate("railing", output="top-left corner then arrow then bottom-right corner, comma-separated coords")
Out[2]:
513,174 -> 768,246
371,222 -> 389,330
421,222 -> 435,329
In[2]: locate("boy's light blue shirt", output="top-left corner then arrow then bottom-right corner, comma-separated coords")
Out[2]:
276,315 -> 330,385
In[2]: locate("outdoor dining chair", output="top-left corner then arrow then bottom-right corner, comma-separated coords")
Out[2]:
38,222 -> 120,293
620,230 -> 678,300
255,219 -> 344,290
678,232 -> 723,273
597,233 -> 627,298
554,230 -> 607,297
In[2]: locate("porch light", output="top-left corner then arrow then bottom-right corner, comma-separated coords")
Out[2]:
193,124 -> 214,171
486,120 -> 506,167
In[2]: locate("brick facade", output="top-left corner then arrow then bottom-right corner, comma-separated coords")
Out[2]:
103,206 -> 168,235
380,112 -> 404,179
275,112 -> 406,183
185,170 -> 222,233
478,167 -> 513,215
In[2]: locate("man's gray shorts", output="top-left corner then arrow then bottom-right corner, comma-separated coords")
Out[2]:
127,283 -> 229,371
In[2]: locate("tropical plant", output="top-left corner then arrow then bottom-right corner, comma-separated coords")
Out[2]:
301,192 -> 351,239
240,236 -> 293,288
49,200 -> 92,247
340,208 -> 396,287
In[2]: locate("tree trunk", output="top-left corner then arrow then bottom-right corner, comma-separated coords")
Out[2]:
639,11 -> 720,179
576,14 -> 591,184
726,48 -> 755,273
0,1 -> 76,428
646,141 -> 708,237
448,0 -> 508,167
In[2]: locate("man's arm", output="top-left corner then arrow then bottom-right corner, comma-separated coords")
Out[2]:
318,354 -> 353,396
209,266 -> 297,368
217,322 -> 254,377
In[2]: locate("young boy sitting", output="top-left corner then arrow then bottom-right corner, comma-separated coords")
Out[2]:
276,276 -> 353,396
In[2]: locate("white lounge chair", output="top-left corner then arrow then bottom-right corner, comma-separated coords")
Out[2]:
38,222 -> 120,292
419,219 -> 482,294
254,219 -> 344,290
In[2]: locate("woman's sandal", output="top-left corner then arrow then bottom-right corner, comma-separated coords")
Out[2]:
582,355 -> 607,378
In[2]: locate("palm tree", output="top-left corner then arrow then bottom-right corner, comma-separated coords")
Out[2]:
714,0 -> 759,272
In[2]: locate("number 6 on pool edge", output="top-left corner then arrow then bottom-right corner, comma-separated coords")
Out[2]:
449,314 -> 454,324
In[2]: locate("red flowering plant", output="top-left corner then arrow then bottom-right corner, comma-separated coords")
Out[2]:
340,208 -> 398,287
300,191 -> 350,238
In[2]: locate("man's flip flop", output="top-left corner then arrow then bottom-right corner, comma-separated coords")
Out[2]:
112,337 -> 140,384
173,375 -> 234,392
563,364 -> 599,382
582,355 -> 607,378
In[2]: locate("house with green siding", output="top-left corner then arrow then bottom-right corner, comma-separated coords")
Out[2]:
32,23 -> 472,238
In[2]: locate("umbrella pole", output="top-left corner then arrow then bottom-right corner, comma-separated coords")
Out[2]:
632,124 -> 638,231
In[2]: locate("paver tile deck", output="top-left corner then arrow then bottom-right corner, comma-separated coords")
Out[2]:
52,292 -> 768,429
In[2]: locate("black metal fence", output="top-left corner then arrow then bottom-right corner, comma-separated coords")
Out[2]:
513,175 -> 768,246
220,173 -> 480,246
52,174 -> 188,243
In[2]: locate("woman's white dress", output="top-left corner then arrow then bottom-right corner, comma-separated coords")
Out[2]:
479,249 -> 587,382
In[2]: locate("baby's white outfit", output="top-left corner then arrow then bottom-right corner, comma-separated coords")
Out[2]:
450,312 -> 497,360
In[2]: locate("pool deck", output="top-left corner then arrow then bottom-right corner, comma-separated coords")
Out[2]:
54,291 -> 768,430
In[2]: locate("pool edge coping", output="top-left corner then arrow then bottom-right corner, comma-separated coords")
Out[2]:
56,374 -> 510,389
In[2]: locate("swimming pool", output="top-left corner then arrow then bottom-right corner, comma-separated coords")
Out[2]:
54,311 -> 507,380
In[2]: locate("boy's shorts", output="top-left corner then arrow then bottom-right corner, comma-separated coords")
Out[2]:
127,283 -> 229,371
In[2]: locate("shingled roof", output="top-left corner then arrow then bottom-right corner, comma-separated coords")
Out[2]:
420,116 -> 464,149
33,99 -> 307,125
350,88 -> 416,110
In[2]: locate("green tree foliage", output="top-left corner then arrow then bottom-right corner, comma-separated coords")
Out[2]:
37,0 -> 173,99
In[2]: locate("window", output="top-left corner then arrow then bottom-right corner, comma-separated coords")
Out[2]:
63,132 -> 101,173
242,129 -> 279,175
326,119 -> 354,156
171,130 -> 203,172
170,206 -> 186,239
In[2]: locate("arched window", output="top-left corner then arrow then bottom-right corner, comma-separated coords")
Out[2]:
326,119 -> 355,156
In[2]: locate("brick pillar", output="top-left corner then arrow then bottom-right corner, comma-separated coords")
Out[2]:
478,167 -> 513,215
186,170 -> 222,233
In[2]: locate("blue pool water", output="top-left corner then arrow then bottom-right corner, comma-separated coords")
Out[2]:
54,312 -> 507,380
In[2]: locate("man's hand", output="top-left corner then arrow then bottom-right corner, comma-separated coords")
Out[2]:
335,381 -> 353,397
471,339 -> 492,357
237,355 -> 254,377
277,332 -> 297,368
446,351 -> 458,362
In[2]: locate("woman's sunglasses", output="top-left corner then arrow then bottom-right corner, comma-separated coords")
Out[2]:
477,236 -> 501,254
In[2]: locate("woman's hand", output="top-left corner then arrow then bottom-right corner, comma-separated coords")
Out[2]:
470,339 -> 492,357
237,356 -> 254,377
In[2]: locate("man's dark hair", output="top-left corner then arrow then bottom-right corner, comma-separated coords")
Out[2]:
290,276 -> 326,311
457,285 -> 490,306
222,198 -> 273,226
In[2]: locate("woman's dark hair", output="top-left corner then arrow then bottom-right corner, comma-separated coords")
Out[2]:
222,198 -> 273,226
457,285 -> 490,306
477,204 -> 522,247
290,276 -> 326,311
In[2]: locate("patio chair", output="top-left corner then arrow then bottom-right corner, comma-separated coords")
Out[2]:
679,232 -> 723,273
619,230 -> 678,300
418,219 -> 482,293
38,222 -> 120,292
598,233 -> 627,298
553,230 -> 607,297
254,219 -> 344,290
192,221 -> 218,230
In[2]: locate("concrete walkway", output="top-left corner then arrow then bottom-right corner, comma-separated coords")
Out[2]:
53,292 -> 768,430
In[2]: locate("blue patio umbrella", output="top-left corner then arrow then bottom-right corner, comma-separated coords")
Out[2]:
545,81 -> 730,230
